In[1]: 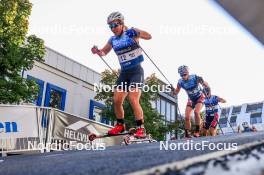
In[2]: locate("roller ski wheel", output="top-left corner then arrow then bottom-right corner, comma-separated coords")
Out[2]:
124,136 -> 132,145
88,134 -> 97,142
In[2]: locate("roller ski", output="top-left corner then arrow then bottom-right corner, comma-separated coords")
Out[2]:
122,127 -> 157,145
88,125 -> 136,142
123,134 -> 157,145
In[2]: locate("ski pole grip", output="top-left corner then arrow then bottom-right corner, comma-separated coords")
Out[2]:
170,84 -> 175,91
91,45 -> 99,54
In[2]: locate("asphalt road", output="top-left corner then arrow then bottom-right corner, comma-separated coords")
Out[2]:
1,131 -> 264,175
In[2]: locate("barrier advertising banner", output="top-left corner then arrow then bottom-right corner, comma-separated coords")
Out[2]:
0,106 -> 39,139
53,110 -> 123,146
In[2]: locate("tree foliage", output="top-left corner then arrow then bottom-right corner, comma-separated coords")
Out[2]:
0,0 -> 45,103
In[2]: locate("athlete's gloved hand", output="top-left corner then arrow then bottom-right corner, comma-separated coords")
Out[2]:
170,84 -> 175,92
91,45 -> 100,54
126,28 -> 140,38
169,84 -> 176,96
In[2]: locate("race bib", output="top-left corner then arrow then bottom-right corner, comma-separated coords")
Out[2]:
118,48 -> 142,63
187,88 -> 199,95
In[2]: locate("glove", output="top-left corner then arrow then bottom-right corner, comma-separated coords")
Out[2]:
126,28 -> 140,38
170,84 -> 175,91
169,84 -> 176,96
91,46 -> 99,54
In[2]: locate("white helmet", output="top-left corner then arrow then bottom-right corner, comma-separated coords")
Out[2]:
107,12 -> 124,24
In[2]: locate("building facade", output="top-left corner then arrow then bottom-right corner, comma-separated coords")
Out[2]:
218,101 -> 264,133
156,92 -> 178,140
24,47 -> 107,123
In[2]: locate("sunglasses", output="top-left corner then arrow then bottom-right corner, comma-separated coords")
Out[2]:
181,73 -> 188,77
108,22 -> 121,29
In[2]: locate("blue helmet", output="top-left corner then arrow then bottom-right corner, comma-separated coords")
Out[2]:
178,65 -> 189,76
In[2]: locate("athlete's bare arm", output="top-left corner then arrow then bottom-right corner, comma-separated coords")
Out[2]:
201,80 -> 209,89
98,43 -> 112,56
134,28 -> 152,40
218,97 -> 226,103
173,84 -> 181,96
196,76 -> 209,89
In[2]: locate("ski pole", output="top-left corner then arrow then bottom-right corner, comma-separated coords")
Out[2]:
93,46 -> 119,78
134,41 -> 184,116
134,41 -> 187,128
133,40 -> 186,134
133,40 -> 174,88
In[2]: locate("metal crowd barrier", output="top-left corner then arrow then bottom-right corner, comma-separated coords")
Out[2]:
0,105 -> 54,157
0,105 -> 119,157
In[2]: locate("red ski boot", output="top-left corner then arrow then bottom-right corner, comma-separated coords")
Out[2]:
108,123 -> 125,135
134,127 -> 146,138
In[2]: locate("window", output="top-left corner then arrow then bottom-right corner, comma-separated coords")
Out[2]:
161,99 -> 166,117
49,89 -> 63,109
219,118 -> 228,128
230,115 -> 237,127
166,102 -> 171,122
101,117 -> 109,125
232,106 -> 241,115
171,105 -> 176,121
44,83 -> 67,111
246,103 -> 263,113
93,107 -> 102,122
156,98 -> 161,113
250,112 -> 262,124
89,99 -> 106,121
221,108 -> 230,117
27,75 -> 44,106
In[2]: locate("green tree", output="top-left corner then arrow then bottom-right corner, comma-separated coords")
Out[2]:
0,0 -> 45,104
95,70 -> 178,141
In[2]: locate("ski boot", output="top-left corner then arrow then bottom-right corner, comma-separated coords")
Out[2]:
108,123 -> 125,135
